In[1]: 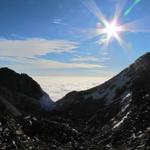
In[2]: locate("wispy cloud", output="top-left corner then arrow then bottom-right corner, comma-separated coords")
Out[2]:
99,56 -> 111,63
0,56 -> 104,70
102,52 -> 109,56
52,18 -> 67,25
0,38 -> 104,75
71,54 -> 111,64
71,55 -> 100,63
0,38 -> 78,57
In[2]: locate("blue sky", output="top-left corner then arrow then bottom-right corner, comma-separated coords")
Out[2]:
0,0 -> 150,76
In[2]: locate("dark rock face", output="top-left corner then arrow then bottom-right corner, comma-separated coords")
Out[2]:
0,68 -> 42,99
0,67 -> 54,114
1,52 -> 150,149
84,80 -> 150,150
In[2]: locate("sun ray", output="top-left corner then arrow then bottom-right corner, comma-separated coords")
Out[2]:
78,0 -> 150,51
82,0 -> 107,26
122,17 -> 150,33
82,0 -> 126,48
114,0 -> 127,19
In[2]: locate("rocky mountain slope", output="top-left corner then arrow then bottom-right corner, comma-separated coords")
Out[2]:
53,53 -> 150,124
1,52 -> 150,149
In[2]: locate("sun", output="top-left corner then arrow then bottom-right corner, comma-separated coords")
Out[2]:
97,19 -> 124,44
104,20 -> 122,40
82,0 -> 149,49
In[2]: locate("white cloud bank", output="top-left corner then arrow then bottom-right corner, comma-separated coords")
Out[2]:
34,76 -> 111,101
0,38 -> 104,74
0,38 -> 78,57
1,56 -> 103,69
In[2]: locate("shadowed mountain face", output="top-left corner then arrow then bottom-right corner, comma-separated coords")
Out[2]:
0,68 -> 43,99
0,67 -> 54,116
1,53 -> 150,149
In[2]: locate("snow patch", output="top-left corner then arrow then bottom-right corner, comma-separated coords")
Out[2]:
122,93 -> 131,101
120,93 -> 132,112
84,73 -> 130,106
113,111 -> 130,129
131,133 -> 136,139
142,94 -> 149,99
121,104 -> 129,113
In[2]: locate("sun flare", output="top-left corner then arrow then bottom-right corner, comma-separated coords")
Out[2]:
104,20 -> 123,39
82,0 -> 150,50
97,19 -> 124,44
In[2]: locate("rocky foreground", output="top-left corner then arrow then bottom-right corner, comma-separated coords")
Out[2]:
1,53 -> 150,149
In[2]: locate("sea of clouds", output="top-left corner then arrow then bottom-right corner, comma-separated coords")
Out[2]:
33,76 -> 111,101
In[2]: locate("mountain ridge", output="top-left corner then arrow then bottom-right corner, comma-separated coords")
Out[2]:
1,52 -> 150,149
52,52 -> 150,129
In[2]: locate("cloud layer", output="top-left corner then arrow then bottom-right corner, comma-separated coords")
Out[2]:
0,38 -> 78,57
0,38 -> 104,75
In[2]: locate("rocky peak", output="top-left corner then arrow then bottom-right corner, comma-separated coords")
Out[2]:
135,52 -> 150,63
132,52 -> 150,75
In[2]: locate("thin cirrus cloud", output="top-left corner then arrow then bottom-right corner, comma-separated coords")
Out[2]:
0,56 -> 104,69
0,38 -> 78,57
0,38 -> 104,74
99,57 -> 111,62
71,55 -> 100,63
52,18 -> 67,25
